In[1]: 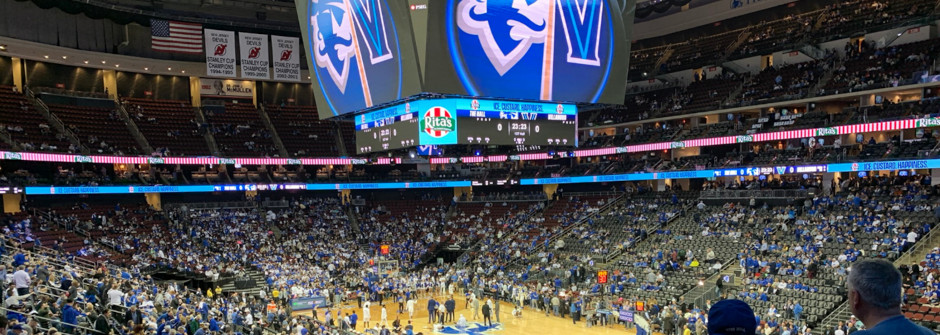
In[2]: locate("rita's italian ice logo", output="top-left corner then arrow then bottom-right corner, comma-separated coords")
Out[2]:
851,163 -> 859,171
421,107 -> 455,138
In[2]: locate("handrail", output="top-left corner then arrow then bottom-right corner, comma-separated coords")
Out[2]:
0,306 -> 99,334
0,91 -> 939,168
602,203 -> 690,264
503,193 -> 625,269
25,87 -> 88,154
895,227 -> 938,267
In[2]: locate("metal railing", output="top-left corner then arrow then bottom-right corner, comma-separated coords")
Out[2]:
503,193 -> 626,269
603,203 -> 690,264
456,194 -> 548,203
164,201 -> 258,211
700,189 -> 810,199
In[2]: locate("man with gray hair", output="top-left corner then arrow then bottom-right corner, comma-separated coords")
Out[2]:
847,259 -> 934,335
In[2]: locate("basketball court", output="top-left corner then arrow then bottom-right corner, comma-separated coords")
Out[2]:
292,296 -> 645,335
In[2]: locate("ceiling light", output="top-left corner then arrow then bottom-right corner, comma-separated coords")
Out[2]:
43,55 -> 49,59
61,56 -> 67,60
114,64 -> 119,68
0,45 -> 7,51
181,70 -> 185,74
83,60 -> 89,64
167,67 -> 172,71
101,60 -> 106,64
144,67 -> 149,71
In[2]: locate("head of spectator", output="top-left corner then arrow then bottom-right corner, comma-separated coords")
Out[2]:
708,299 -> 757,335
847,259 -> 932,334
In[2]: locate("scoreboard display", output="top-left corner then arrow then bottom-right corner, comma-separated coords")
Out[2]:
355,103 -> 419,153
356,97 -> 577,154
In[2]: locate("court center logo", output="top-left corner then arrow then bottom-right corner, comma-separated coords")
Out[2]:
422,107 -> 456,138
449,0 -> 614,102
438,322 -> 503,334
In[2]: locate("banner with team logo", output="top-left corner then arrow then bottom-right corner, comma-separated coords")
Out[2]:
271,35 -> 301,82
238,33 -> 270,80
205,29 -> 237,78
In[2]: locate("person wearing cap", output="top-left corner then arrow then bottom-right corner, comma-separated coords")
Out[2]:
847,259 -> 934,335
708,300 -> 757,335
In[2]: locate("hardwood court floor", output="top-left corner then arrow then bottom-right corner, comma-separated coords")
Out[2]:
292,296 -> 644,335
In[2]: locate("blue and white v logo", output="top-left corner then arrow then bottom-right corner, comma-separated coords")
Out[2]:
312,0 -> 355,93
556,0 -> 603,66
348,0 -> 393,65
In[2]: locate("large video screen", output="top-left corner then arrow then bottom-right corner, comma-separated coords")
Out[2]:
423,0 -> 629,104
356,97 -> 577,154
296,0 -> 423,119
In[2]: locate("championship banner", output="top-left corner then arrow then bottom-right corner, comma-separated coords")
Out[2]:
205,29 -> 237,78
238,33 -> 270,80
272,35 -> 301,81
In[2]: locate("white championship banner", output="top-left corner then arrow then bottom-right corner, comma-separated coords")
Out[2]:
205,29 -> 237,78
238,32 -> 270,80
272,35 -> 301,82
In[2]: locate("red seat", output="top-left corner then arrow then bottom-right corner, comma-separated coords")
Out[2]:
920,305 -> 932,313
913,313 -> 925,321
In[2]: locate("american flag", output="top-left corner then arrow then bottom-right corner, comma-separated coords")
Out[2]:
150,19 -> 203,54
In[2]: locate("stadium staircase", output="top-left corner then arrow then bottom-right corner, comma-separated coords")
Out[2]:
257,104 -> 290,157
113,100 -> 154,154
720,60 -> 750,75
346,205 -> 362,235
0,130 -> 21,150
334,121 -> 350,156
819,227 -> 938,331
718,30 -> 752,64
678,260 -> 741,309
193,106 -> 222,156
218,268 -> 268,296
651,47 -> 676,77
808,58 -> 841,98
503,193 -> 626,270
600,202 -> 691,266
799,43 -> 827,61
24,88 -> 87,154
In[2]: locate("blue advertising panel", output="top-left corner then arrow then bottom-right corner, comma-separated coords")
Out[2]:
619,309 -> 634,322
828,159 -> 937,172
27,181 -> 473,195
425,0 -> 628,104
290,296 -> 329,310
299,0 -> 422,118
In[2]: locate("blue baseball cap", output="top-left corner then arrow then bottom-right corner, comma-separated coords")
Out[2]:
707,300 -> 756,335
